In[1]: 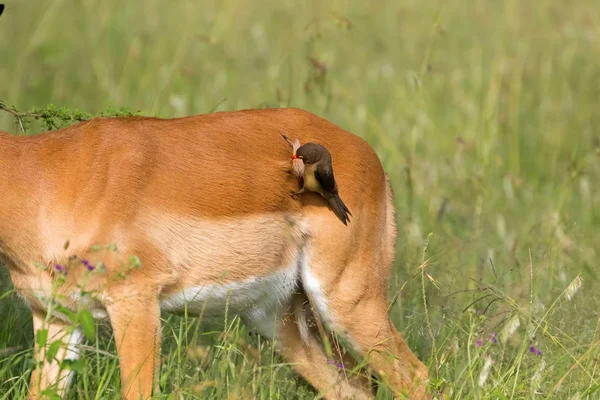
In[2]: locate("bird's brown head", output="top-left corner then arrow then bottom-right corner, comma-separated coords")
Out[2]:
293,142 -> 330,165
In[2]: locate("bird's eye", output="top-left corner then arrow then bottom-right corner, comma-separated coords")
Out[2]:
299,156 -> 303,159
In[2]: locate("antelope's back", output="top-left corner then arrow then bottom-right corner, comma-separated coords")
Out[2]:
32,108 -> 387,222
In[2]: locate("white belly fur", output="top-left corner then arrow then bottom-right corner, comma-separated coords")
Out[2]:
159,259 -> 298,316
152,211 -> 309,339
159,256 -> 299,339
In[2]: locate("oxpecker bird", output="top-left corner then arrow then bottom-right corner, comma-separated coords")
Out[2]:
292,142 -> 352,225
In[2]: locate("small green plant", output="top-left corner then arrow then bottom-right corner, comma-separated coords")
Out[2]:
0,101 -> 142,133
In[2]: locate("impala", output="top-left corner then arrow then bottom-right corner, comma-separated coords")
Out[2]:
0,108 -> 429,399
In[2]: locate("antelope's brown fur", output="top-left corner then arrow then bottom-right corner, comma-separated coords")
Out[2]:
0,108 -> 429,399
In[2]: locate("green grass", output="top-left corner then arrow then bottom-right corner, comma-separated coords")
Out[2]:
1,0 -> 600,398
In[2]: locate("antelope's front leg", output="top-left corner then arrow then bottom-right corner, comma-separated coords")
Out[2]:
29,311 -> 83,399
106,289 -> 161,400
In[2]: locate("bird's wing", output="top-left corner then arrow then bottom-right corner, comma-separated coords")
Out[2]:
315,162 -> 352,224
314,163 -> 338,193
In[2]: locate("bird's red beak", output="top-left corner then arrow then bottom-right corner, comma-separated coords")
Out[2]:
292,154 -> 297,160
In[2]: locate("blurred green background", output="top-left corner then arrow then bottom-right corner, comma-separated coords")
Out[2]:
1,0 -> 600,398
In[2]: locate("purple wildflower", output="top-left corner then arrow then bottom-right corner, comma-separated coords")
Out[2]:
81,259 -> 95,271
327,360 -> 344,369
490,332 -> 498,343
54,264 -> 66,275
529,346 -> 542,356
476,339 -> 483,347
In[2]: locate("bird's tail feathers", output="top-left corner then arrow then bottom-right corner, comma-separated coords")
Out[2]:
325,192 -> 352,225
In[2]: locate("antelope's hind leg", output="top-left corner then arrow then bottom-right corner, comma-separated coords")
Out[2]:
333,293 -> 429,399
246,293 -> 375,400
302,258 -> 430,400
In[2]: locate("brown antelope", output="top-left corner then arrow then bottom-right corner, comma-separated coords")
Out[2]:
0,108 -> 429,399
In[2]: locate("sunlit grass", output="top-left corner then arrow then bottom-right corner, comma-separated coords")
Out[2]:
1,0 -> 600,398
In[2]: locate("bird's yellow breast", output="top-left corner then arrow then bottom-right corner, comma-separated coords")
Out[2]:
303,163 -> 323,194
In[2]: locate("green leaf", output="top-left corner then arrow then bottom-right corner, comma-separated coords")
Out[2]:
36,329 -> 48,348
160,372 -> 169,389
78,309 -> 96,342
54,304 -> 78,323
61,358 -> 85,374
128,255 -> 142,269
63,240 -> 70,250
39,389 -> 63,400
490,390 -> 510,400
46,340 -> 62,363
